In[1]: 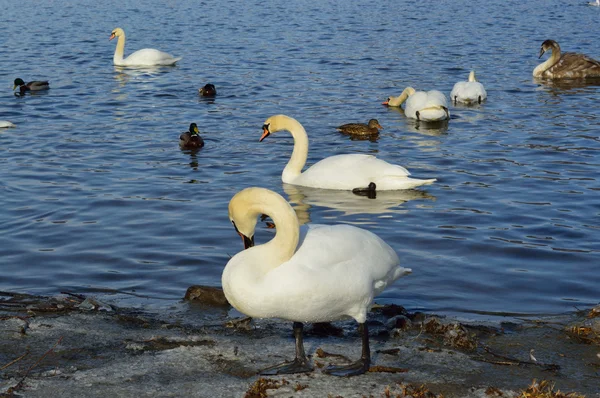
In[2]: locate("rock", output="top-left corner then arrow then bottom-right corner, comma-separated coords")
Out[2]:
184,285 -> 230,307
386,315 -> 412,330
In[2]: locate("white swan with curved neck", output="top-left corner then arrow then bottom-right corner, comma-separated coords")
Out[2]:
260,115 -> 436,191
223,187 -> 411,376
383,87 -> 449,121
450,71 -> 487,104
109,28 -> 182,67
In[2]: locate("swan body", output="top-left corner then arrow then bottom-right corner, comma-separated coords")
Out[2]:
589,0 -> 600,6
179,123 -> 204,149
336,119 -> 383,136
0,121 -> 15,128
109,28 -> 182,67
223,187 -> 411,324
383,87 -> 449,121
260,115 -> 436,190
533,40 -> 600,79
450,71 -> 487,104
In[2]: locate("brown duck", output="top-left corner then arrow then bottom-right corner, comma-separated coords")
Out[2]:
179,123 -> 204,149
533,40 -> 600,79
336,119 -> 383,136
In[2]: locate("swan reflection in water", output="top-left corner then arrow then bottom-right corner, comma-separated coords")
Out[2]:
384,105 -> 449,136
283,183 -> 436,222
534,77 -> 600,94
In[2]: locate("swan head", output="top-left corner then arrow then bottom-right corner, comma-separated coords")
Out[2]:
189,123 -> 199,135
260,114 -> 296,142
382,87 -> 415,107
198,84 -> 217,97
229,188 -> 264,249
539,40 -> 559,58
13,78 -> 25,90
109,28 -> 125,41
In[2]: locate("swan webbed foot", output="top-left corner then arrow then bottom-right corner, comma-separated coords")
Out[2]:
323,357 -> 370,377
478,96 -> 482,104
415,111 -> 421,121
453,96 -> 457,104
259,357 -> 314,375
352,182 -> 377,199
260,321 -> 313,375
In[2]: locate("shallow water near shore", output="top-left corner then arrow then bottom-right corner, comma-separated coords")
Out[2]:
0,0 -> 599,320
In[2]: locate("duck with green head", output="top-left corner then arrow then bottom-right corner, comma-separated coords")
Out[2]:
179,123 -> 204,149
13,78 -> 50,94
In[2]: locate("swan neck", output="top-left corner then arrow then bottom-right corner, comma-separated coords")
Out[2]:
398,87 -> 415,106
281,118 -> 308,183
113,33 -> 126,64
533,46 -> 560,77
468,71 -> 476,82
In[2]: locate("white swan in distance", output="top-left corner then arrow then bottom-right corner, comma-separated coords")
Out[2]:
533,39 -> 600,79
383,87 -> 450,121
222,187 -> 412,376
109,28 -> 182,67
259,115 -> 436,191
450,71 -> 487,104
0,121 -> 16,128
589,0 -> 600,6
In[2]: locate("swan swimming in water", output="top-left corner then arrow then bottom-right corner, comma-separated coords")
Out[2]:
589,0 -> 600,6
260,115 -> 436,191
382,87 -> 449,121
533,40 -> 600,79
109,28 -> 182,67
450,71 -> 487,104
222,187 -> 412,376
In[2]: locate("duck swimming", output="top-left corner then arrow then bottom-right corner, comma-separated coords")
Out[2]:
198,83 -> 217,97
336,119 -> 383,136
533,40 -> 600,79
450,71 -> 487,104
259,115 -> 436,191
13,78 -> 49,94
383,87 -> 449,121
179,123 -> 204,149
109,28 -> 182,67
222,187 -> 412,376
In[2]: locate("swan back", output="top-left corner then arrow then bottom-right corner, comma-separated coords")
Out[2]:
450,71 -> 487,104
405,90 -> 449,121
222,187 -> 411,323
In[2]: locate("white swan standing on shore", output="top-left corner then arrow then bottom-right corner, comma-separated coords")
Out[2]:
259,115 -> 436,191
109,28 -> 182,67
222,187 -> 412,376
533,39 -> 600,79
450,71 -> 487,104
383,87 -> 450,121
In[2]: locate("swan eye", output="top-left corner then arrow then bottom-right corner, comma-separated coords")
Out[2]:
262,123 -> 270,132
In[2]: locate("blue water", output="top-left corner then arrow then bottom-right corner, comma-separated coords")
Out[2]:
1,0 -> 598,319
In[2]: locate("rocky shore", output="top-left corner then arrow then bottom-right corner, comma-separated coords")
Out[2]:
1,290 -> 598,397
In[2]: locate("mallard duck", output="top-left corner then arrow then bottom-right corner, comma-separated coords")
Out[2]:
336,119 -> 383,136
109,27 -> 182,67
13,78 -> 50,94
533,40 -> 600,79
198,83 -> 217,97
179,123 -> 204,149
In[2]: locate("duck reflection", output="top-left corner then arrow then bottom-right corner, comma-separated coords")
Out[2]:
283,183 -> 435,221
